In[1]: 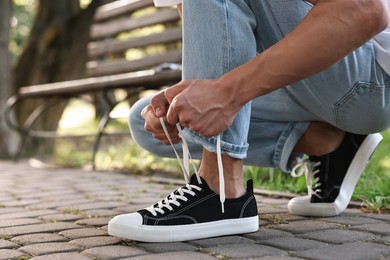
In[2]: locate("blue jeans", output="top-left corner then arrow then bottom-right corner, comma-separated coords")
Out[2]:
129,0 -> 390,172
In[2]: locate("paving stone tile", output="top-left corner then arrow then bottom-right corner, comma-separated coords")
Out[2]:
250,256 -> 305,260
0,209 -> 59,220
243,228 -> 294,241
0,207 -> 25,215
295,242 -> 390,260
0,222 -> 80,237
59,228 -> 108,239
0,239 -> 19,249
203,243 -> 287,259
30,252 -> 92,260
39,213 -> 83,222
365,214 -> 390,223
85,190 -> 126,198
258,205 -> 289,214
83,209 -> 122,217
270,220 -> 339,234
127,251 -> 217,260
260,198 -> 290,205
81,245 -> 148,259
0,218 -> 42,228
18,191 -> 80,200
380,235 -> 390,244
87,195 -> 129,203
189,235 -> 255,248
57,201 -> 128,211
259,236 -> 328,251
137,242 -> 198,253
19,242 -> 81,256
114,205 -> 146,213
0,249 -> 28,260
69,236 -> 121,249
299,229 -> 380,244
350,223 -> 390,236
76,217 -> 110,227
318,214 -> 386,226
30,199 -> 93,210
126,195 -> 162,204
0,199 -> 41,207
11,233 -> 68,245
259,213 -> 301,226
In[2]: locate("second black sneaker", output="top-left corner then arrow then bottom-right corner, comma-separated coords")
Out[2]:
288,133 -> 383,217
108,174 -> 259,242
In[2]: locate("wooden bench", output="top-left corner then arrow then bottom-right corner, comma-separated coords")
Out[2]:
5,0 -> 182,168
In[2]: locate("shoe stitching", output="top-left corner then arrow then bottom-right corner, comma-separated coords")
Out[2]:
239,196 -> 255,218
154,215 -> 198,225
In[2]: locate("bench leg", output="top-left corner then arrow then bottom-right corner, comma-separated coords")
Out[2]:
91,90 -> 117,170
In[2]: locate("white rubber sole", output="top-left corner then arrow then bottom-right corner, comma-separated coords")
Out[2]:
108,216 -> 259,242
288,133 -> 383,217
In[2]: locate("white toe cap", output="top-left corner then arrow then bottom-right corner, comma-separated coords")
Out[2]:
109,212 -> 143,227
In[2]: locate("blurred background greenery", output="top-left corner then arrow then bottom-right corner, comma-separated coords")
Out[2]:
5,0 -> 390,213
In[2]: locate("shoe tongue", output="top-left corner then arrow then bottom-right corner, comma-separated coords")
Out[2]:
189,174 -> 212,191
189,174 -> 200,184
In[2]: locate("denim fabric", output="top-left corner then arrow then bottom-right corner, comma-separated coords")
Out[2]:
129,0 -> 390,172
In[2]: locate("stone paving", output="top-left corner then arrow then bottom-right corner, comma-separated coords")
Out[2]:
0,160 -> 389,260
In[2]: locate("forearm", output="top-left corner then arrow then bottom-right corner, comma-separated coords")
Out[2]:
221,0 -> 390,107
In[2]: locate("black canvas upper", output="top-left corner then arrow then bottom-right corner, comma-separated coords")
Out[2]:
309,133 -> 367,203
138,175 -> 258,226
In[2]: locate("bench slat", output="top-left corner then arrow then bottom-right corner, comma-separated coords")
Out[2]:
87,49 -> 182,77
91,8 -> 180,40
88,27 -> 182,58
94,0 -> 155,22
19,70 -> 181,97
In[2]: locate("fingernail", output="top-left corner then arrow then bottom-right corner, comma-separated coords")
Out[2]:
155,107 -> 162,117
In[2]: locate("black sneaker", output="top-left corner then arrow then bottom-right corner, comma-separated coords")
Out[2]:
108,174 -> 259,242
288,133 -> 383,217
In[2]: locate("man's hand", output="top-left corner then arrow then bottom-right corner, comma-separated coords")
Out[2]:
141,92 -> 180,145
165,79 -> 241,138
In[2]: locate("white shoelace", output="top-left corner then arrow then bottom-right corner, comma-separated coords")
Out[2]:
154,118 -> 226,213
291,159 -> 323,198
145,183 -> 202,216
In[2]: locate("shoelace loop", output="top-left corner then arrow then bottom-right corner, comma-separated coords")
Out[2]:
291,159 -> 323,198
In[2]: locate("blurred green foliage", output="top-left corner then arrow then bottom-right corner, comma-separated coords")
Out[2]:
10,0 -> 36,65
9,0 -> 92,65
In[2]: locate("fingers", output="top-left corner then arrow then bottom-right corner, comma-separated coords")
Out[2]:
141,104 -> 181,144
164,82 -> 188,103
166,97 -> 181,126
151,129 -> 181,145
150,91 -> 169,117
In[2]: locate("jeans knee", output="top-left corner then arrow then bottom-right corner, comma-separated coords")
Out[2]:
365,112 -> 390,134
128,96 -> 152,149
345,111 -> 390,134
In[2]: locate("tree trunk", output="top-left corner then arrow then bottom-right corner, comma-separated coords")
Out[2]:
0,0 -> 20,158
13,0 -> 105,156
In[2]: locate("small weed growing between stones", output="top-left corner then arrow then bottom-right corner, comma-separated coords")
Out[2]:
62,208 -> 84,215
